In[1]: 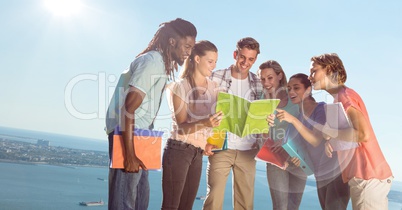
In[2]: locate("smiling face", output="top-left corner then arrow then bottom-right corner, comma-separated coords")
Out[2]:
287,77 -> 310,104
259,68 -> 283,94
195,51 -> 218,78
171,36 -> 196,66
232,48 -> 258,77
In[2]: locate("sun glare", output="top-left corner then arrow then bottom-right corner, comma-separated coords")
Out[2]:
44,0 -> 83,17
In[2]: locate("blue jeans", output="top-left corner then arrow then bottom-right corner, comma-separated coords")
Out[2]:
108,133 -> 150,210
266,163 -> 307,210
161,139 -> 204,210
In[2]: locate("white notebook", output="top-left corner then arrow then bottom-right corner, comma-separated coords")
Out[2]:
324,103 -> 359,151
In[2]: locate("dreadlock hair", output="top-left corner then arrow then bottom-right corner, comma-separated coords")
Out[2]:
137,18 -> 197,80
310,53 -> 347,85
180,40 -> 218,101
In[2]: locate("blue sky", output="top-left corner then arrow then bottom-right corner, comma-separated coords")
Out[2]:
0,0 -> 401,180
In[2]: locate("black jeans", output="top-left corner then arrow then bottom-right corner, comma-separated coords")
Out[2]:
161,139 -> 204,210
317,173 -> 350,210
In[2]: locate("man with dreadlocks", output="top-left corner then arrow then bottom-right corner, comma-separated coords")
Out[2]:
105,18 -> 197,210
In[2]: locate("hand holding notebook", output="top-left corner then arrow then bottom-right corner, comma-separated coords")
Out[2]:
110,127 -> 164,170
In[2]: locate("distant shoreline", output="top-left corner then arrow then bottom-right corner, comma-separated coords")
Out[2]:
0,159 -> 108,169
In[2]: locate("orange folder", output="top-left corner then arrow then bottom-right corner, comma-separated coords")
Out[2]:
256,138 -> 287,169
110,128 -> 163,170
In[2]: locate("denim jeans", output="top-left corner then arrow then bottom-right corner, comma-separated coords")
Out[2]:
108,133 -> 150,210
317,173 -> 350,210
161,139 -> 204,210
266,163 -> 307,210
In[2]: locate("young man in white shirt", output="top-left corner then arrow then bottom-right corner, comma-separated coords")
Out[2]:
203,37 -> 263,210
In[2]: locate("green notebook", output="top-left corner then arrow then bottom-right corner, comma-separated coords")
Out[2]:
214,92 -> 280,138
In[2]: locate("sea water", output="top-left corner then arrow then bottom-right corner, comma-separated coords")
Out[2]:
1,162 -> 402,210
0,126 -> 401,210
0,163 -> 107,210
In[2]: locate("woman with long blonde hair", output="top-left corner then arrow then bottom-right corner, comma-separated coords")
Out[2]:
257,60 -> 306,210
161,40 -> 223,210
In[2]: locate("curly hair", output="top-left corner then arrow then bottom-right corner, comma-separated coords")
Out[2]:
310,53 -> 347,84
236,37 -> 260,54
137,18 -> 197,80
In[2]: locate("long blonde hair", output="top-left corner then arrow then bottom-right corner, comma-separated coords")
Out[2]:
180,40 -> 218,100
258,60 -> 288,88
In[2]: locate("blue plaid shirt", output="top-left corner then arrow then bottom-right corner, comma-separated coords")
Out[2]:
210,65 -> 263,100
210,65 -> 265,149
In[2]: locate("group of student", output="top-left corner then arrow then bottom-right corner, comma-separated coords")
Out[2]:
105,18 -> 393,210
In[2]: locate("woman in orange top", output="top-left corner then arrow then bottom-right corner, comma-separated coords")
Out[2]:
308,53 -> 393,210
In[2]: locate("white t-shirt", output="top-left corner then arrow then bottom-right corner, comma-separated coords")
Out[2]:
226,76 -> 256,150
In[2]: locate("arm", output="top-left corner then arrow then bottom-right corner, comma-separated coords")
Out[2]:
276,109 -> 323,147
122,86 -> 147,173
173,93 -> 222,135
325,141 -> 334,158
266,114 -> 286,153
347,107 -> 370,142
322,107 -> 370,143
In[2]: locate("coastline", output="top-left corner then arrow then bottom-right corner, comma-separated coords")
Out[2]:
0,159 -> 108,169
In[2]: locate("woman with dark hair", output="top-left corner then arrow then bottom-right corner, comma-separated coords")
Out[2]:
161,40 -> 223,210
270,73 -> 350,209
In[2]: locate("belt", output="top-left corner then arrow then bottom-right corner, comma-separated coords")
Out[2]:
167,139 -> 204,153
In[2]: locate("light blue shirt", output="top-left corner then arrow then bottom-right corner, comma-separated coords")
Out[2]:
105,50 -> 168,134
270,97 -> 299,141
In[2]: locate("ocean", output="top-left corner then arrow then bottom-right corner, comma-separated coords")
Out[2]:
0,126 -> 401,210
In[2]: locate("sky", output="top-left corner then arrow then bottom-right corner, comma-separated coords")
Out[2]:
0,0 -> 401,179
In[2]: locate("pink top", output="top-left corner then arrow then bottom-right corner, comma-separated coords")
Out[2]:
336,86 -> 392,182
167,78 -> 220,149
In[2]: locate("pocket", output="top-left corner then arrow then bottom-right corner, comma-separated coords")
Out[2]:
349,177 -> 366,189
166,140 -> 188,151
163,146 -> 189,166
